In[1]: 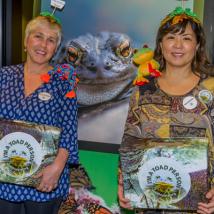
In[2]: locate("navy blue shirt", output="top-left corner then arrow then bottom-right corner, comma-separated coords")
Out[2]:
0,64 -> 78,202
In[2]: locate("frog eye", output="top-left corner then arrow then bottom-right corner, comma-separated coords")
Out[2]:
116,40 -> 132,58
133,48 -> 138,54
67,46 -> 83,65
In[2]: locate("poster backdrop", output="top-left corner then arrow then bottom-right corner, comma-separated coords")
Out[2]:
40,1 -> 195,214
41,0 -> 194,145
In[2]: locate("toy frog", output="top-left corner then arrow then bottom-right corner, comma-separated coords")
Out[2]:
132,45 -> 161,86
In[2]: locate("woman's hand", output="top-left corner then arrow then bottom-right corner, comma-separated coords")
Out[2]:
118,169 -> 133,210
197,188 -> 214,214
35,162 -> 62,192
35,148 -> 69,192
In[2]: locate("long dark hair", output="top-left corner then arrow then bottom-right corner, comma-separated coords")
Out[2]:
154,18 -> 214,76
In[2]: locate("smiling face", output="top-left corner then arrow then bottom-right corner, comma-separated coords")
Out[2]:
25,22 -> 59,66
160,24 -> 198,70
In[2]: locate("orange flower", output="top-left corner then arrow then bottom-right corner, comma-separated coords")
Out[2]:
172,14 -> 188,25
40,73 -> 51,83
65,90 -> 76,98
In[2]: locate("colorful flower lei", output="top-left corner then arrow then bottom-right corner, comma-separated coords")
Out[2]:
40,11 -> 61,26
160,7 -> 201,27
41,64 -> 79,98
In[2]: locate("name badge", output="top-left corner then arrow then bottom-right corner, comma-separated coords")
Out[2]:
182,96 -> 197,110
198,90 -> 213,104
38,92 -> 52,101
211,109 -> 214,117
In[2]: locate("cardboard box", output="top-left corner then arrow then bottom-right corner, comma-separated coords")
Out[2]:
120,138 -> 209,211
0,119 -> 61,187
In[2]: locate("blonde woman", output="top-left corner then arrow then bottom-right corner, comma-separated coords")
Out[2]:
0,14 -> 78,214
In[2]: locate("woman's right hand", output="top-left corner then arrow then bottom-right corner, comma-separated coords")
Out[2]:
118,169 -> 133,210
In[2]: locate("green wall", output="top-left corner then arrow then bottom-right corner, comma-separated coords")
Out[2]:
79,149 -> 135,213
79,150 -> 119,206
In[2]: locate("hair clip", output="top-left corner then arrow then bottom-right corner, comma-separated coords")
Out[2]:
40,11 -> 61,25
160,7 -> 201,27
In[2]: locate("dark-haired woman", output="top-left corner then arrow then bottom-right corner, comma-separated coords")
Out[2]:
118,7 -> 214,214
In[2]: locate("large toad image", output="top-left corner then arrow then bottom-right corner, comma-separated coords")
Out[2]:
56,32 -> 136,143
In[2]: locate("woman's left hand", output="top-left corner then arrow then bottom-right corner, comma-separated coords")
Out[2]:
197,188 -> 214,214
35,148 -> 68,192
35,163 -> 63,192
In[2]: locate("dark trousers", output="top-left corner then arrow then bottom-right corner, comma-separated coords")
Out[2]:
0,198 -> 62,214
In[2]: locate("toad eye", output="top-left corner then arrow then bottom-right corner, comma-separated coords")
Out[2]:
67,46 -> 83,65
116,40 -> 132,58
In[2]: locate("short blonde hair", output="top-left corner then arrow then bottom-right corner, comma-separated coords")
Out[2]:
24,15 -> 62,48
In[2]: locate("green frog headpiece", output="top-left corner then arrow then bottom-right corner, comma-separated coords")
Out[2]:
160,7 -> 201,27
40,11 -> 61,26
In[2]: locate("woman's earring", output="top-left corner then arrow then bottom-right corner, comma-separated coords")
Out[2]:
24,47 -> 27,52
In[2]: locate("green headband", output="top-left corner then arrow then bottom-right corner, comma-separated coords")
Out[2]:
160,7 -> 201,27
40,11 -> 61,25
